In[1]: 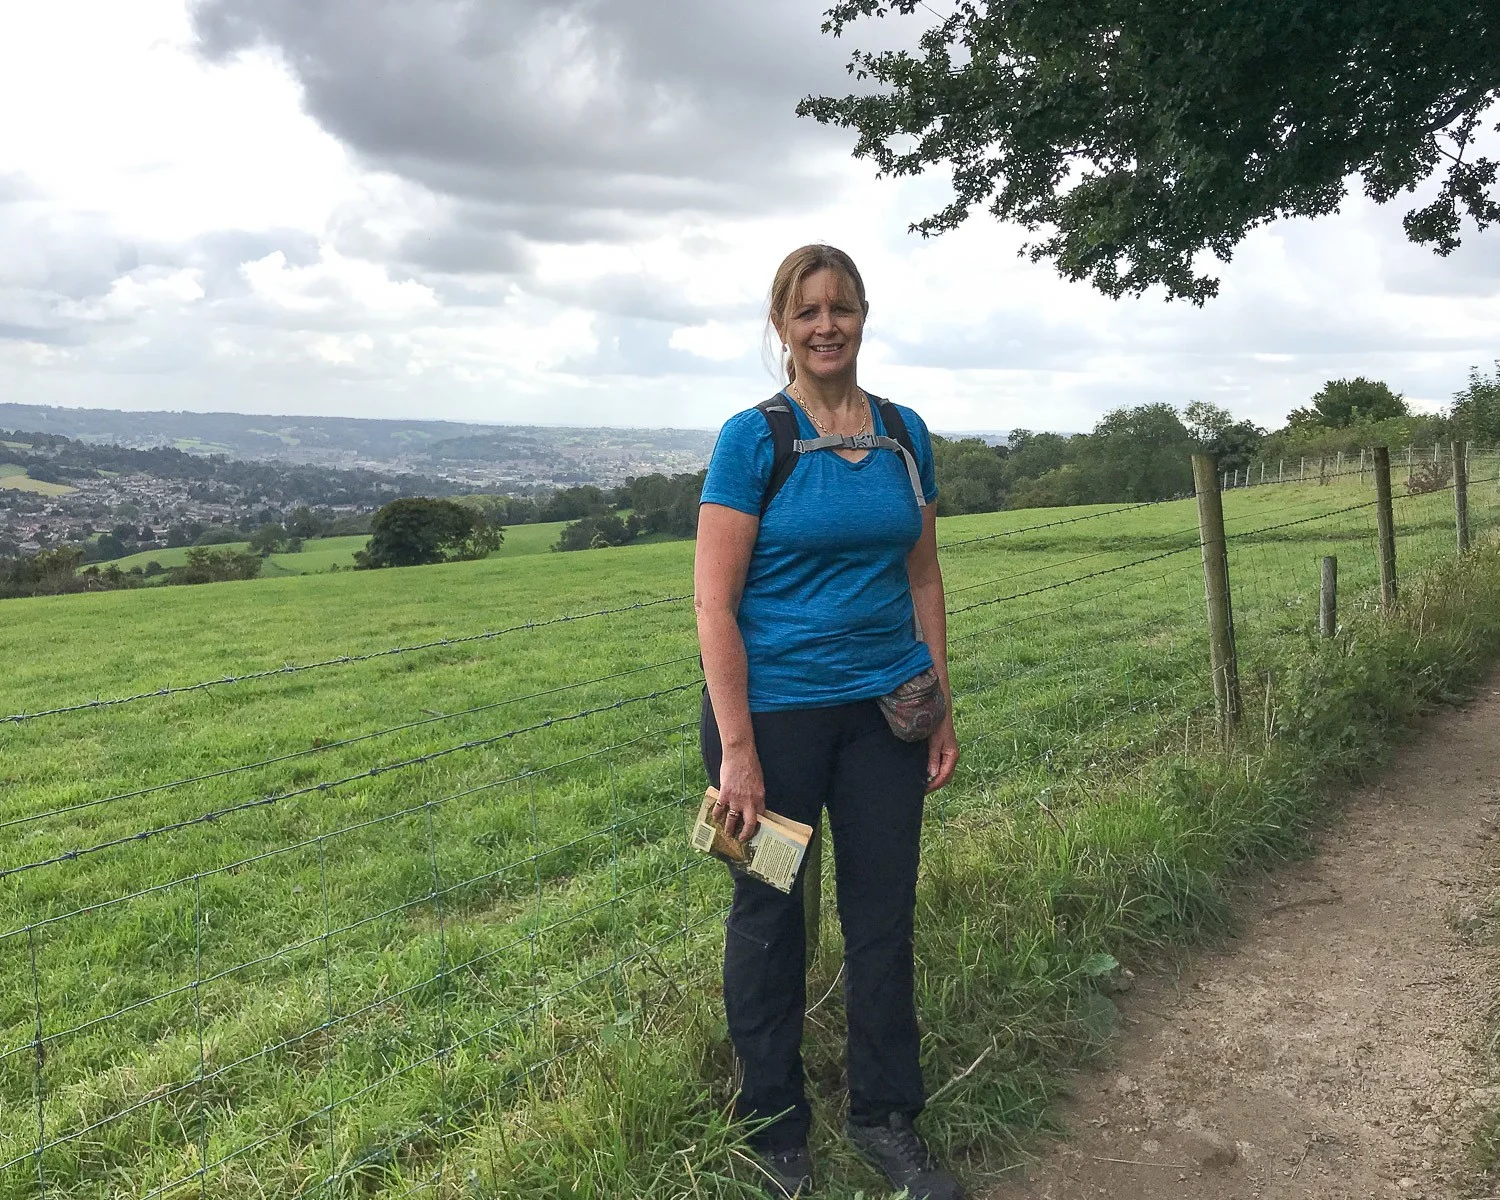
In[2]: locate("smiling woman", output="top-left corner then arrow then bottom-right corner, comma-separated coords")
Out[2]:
692,245 -> 964,1199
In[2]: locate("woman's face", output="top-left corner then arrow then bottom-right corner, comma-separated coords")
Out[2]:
779,268 -> 865,386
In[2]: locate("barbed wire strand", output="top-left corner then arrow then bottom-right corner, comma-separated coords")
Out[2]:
5,503 -> 1184,729
0,653 -> 701,834
0,794 -> 691,1070
0,682 -> 700,882
936,498 -> 1173,550
1,594 -> 693,727
1,722 -> 695,943
7,887 -> 727,1180
951,559 -> 1202,646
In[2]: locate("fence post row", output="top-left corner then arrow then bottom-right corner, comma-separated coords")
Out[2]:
1453,440 -> 1470,554
1320,556 -> 1338,638
1372,446 -> 1398,611
1192,454 -> 1241,744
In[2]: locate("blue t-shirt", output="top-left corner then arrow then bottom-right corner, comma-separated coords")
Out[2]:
700,394 -> 939,712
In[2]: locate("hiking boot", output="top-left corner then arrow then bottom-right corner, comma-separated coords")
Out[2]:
847,1113 -> 965,1200
752,1144 -> 814,1197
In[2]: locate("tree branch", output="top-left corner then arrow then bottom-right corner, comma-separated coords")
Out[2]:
1420,89 -> 1484,137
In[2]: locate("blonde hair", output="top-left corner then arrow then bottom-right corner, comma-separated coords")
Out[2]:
763,244 -> 868,383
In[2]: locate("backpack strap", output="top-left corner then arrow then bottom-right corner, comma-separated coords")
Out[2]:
871,396 -> 916,464
756,396 -> 800,516
756,391 -> 927,516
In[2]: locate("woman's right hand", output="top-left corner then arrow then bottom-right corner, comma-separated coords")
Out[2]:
714,751 -> 766,842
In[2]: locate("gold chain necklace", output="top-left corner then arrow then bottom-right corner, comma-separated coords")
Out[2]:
789,381 -> 869,438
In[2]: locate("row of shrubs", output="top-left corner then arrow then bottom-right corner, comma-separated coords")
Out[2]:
0,547 -> 264,599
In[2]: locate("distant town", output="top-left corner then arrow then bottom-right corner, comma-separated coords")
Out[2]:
0,404 -> 721,560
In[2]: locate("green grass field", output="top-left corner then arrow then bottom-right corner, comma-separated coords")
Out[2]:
2,468 -> 1499,1199
0,464 -> 74,497
106,522 -> 575,576
109,536 -> 372,575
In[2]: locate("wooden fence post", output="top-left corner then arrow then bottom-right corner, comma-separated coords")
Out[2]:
1278,458 -> 1284,482
1300,457 -> 1306,481
804,821 -> 822,961
1192,455 -> 1241,744
1320,556 -> 1338,638
1454,439 -> 1470,554
1373,446 -> 1398,612
1359,447 -> 1367,482
1318,456 -> 1327,485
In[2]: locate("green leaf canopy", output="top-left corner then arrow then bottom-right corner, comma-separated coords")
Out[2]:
800,1 -> 1500,302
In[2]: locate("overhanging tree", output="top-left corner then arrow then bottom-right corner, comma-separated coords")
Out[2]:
799,2 -> 1500,302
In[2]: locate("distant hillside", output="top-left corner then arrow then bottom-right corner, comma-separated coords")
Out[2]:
0,403 -> 717,487
0,403 -> 490,462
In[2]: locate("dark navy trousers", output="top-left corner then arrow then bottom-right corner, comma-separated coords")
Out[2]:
700,692 -> 928,1150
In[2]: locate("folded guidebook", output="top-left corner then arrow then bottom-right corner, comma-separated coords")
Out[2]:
691,787 -> 813,894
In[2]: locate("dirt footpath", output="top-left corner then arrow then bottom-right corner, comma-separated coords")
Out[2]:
989,674 -> 1500,1200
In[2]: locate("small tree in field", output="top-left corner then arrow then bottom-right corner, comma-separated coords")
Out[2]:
355,498 -> 503,569
1288,379 -> 1410,429
248,523 -> 288,556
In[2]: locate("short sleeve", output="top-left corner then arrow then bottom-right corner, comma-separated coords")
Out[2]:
893,404 -> 939,505
700,409 -> 775,516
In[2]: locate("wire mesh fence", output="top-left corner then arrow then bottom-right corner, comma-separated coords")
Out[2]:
2,448 -> 1496,1198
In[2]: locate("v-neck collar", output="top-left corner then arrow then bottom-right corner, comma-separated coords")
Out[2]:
781,389 -> 883,467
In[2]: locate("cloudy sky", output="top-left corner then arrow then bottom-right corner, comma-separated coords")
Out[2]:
2,0 -> 1497,435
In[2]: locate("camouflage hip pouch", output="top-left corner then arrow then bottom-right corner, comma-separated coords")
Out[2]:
876,667 -> 947,743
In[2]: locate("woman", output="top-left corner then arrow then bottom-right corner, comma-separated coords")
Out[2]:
694,245 -> 962,1200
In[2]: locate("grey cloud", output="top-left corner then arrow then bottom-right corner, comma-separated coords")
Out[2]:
394,224 -> 532,276
554,313 -> 753,378
1380,232 -> 1500,297
0,207 -> 122,300
534,273 -> 754,326
0,173 -> 38,204
190,0 -> 860,240
179,228 -> 324,299
0,320 -> 80,346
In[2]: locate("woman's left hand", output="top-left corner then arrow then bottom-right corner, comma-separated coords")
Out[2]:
925,715 -> 958,793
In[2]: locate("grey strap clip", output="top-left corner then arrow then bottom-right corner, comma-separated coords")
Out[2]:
792,433 -> 926,509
